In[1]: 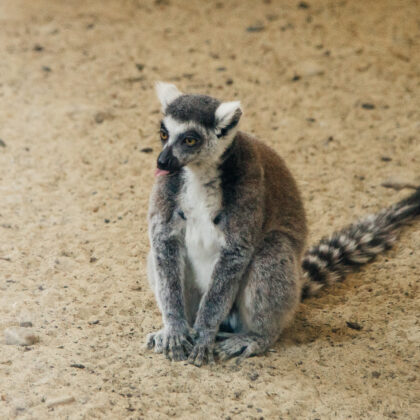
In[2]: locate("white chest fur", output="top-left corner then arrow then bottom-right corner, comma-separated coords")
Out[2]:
181,167 -> 225,293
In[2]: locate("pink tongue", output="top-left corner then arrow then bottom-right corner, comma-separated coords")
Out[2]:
155,168 -> 170,177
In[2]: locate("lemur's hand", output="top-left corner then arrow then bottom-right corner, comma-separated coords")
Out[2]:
146,322 -> 194,361
188,329 -> 216,367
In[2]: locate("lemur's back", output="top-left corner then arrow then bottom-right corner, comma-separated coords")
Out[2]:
228,131 -> 307,253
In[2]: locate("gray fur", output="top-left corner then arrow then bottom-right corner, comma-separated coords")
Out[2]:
146,82 -> 420,366
166,94 -> 221,128
147,83 -> 306,365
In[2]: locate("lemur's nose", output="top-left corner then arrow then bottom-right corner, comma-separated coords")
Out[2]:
157,147 -> 181,172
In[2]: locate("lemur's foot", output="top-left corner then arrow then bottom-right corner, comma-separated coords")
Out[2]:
146,326 -> 194,362
215,334 -> 267,364
188,329 -> 216,367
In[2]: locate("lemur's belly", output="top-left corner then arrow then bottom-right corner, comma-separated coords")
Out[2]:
185,215 -> 225,293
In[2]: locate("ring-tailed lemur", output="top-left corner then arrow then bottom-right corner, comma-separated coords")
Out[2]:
146,82 -> 420,366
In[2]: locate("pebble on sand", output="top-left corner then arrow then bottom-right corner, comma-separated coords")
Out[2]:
4,327 -> 39,346
46,396 -> 75,408
94,111 -> 114,124
246,24 -> 265,33
381,177 -> 419,191
346,321 -> 363,331
295,60 -> 324,78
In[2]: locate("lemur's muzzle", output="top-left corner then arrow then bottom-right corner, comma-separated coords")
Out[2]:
156,147 -> 181,175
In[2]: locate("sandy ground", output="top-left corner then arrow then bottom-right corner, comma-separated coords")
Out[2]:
0,0 -> 419,418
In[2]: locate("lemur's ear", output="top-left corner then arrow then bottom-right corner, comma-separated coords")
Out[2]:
155,82 -> 183,112
215,101 -> 242,138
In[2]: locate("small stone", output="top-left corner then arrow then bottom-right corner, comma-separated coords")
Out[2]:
14,398 -> 28,413
361,103 -> 375,110
216,66 -> 227,72
324,136 -> 334,146
248,372 -> 259,381
70,363 -> 85,369
298,1 -> 310,8
380,156 -> 392,162
33,44 -> 44,51
372,371 -> 381,378
292,75 -> 301,81
19,322 -> 33,328
381,177 -> 418,191
0,139 -> 6,147
124,76 -> 145,83
182,73 -> 194,79
233,391 -> 242,399
296,60 -> 324,77
42,66 -> 51,72
135,63 -> 144,71
225,78 -> 234,85
94,112 -> 106,124
246,24 -> 265,32
266,13 -> 279,21
46,396 -> 75,408
89,257 -> 98,263
104,219 -> 110,224
346,321 -> 362,331
88,320 -> 100,325
94,111 -> 114,124
4,327 -> 39,346
140,147 -> 153,153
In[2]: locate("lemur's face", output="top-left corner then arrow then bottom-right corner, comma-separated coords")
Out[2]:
154,82 -> 242,175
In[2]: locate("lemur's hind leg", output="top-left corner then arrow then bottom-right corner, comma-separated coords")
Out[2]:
215,232 -> 302,362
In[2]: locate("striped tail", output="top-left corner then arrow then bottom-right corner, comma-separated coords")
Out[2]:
301,188 -> 420,300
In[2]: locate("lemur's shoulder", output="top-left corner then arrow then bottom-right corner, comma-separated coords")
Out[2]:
229,131 -> 307,245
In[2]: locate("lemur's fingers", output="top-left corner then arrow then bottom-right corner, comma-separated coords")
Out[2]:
181,338 -> 193,353
164,335 -> 174,359
146,333 -> 155,350
193,349 -> 204,367
188,343 -> 216,367
188,346 -> 204,367
216,348 -> 231,361
187,347 -> 197,364
235,347 -> 254,365
164,336 -> 174,358
154,334 -> 164,354
207,348 -> 215,365
170,336 -> 187,361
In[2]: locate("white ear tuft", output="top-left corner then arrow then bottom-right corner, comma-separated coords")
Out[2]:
155,82 -> 183,112
215,101 -> 242,136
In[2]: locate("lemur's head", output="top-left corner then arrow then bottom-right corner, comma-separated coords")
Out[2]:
154,82 -> 242,176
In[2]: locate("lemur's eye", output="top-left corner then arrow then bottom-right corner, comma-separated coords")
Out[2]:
184,138 -> 197,147
160,131 -> 168,142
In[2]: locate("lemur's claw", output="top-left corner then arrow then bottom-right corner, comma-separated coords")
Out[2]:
187,333 -> 216,367
146,327 -> 194,362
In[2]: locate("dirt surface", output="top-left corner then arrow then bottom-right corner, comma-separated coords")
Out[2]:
1,0 -> 419,418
